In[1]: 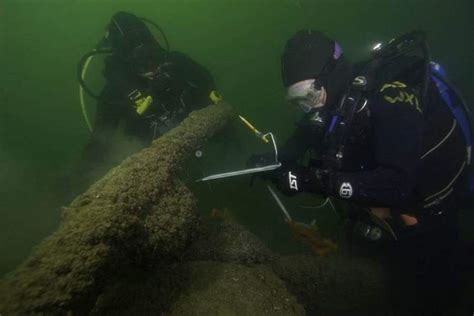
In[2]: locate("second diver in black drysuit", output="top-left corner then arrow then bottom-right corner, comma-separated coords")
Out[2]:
249,30 -> 473,313
77,11 -> 219,187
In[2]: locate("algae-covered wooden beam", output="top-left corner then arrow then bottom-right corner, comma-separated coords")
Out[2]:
0,102 -> 233,314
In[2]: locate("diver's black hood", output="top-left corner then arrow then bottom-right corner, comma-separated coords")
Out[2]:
104,11 -> 167,75
281,30 -> 335,87
281,29 -> 353,109
107,11 -> 162,58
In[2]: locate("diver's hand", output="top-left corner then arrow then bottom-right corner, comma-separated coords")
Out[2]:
274,167 -> 327,196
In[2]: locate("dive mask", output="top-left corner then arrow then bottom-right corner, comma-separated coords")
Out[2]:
287,79 -> 327,113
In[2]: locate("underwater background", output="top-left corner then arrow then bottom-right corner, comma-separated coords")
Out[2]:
0,0 -> 473,281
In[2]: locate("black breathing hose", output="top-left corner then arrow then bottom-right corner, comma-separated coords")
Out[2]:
140,17 -> 170,52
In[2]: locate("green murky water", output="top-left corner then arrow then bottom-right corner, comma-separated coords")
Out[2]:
1,0 -> 472,283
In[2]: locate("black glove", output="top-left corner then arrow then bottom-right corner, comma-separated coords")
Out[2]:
274,167 -> 328,196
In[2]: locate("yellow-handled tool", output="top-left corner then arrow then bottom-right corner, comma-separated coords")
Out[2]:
238,115 -> 269,143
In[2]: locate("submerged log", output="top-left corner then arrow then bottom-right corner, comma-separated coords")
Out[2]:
0,102 -> 233,314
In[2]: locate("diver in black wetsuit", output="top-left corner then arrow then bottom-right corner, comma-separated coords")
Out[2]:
77,11 -> 218,182
249,30 -> 472,313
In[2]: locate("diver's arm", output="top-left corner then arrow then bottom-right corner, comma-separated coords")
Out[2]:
279,117 -> 324,164
323,84 -> 423,208
278,126 -> 311,163
180,54 -> 216,108
325,167 -> 417,208
163,52 -> 216,109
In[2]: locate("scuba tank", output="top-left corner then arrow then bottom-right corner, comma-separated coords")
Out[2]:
322,31 -> 433,171
77,12 -> 170,131
324,31 -> 472,183
326,31 -> 474,241
429,62 -> 474,205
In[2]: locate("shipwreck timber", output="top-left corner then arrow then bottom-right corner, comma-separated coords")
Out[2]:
0,102 -> 234,314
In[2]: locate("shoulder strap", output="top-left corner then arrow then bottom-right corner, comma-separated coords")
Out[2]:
323,82 -> 368,170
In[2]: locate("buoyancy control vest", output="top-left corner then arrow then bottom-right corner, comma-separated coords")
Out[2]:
321,31 -> 473,208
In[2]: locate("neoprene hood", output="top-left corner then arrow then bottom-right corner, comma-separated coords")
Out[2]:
281,30 -> 337,87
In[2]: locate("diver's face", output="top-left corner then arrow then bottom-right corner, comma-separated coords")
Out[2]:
286,79 -> 327,113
